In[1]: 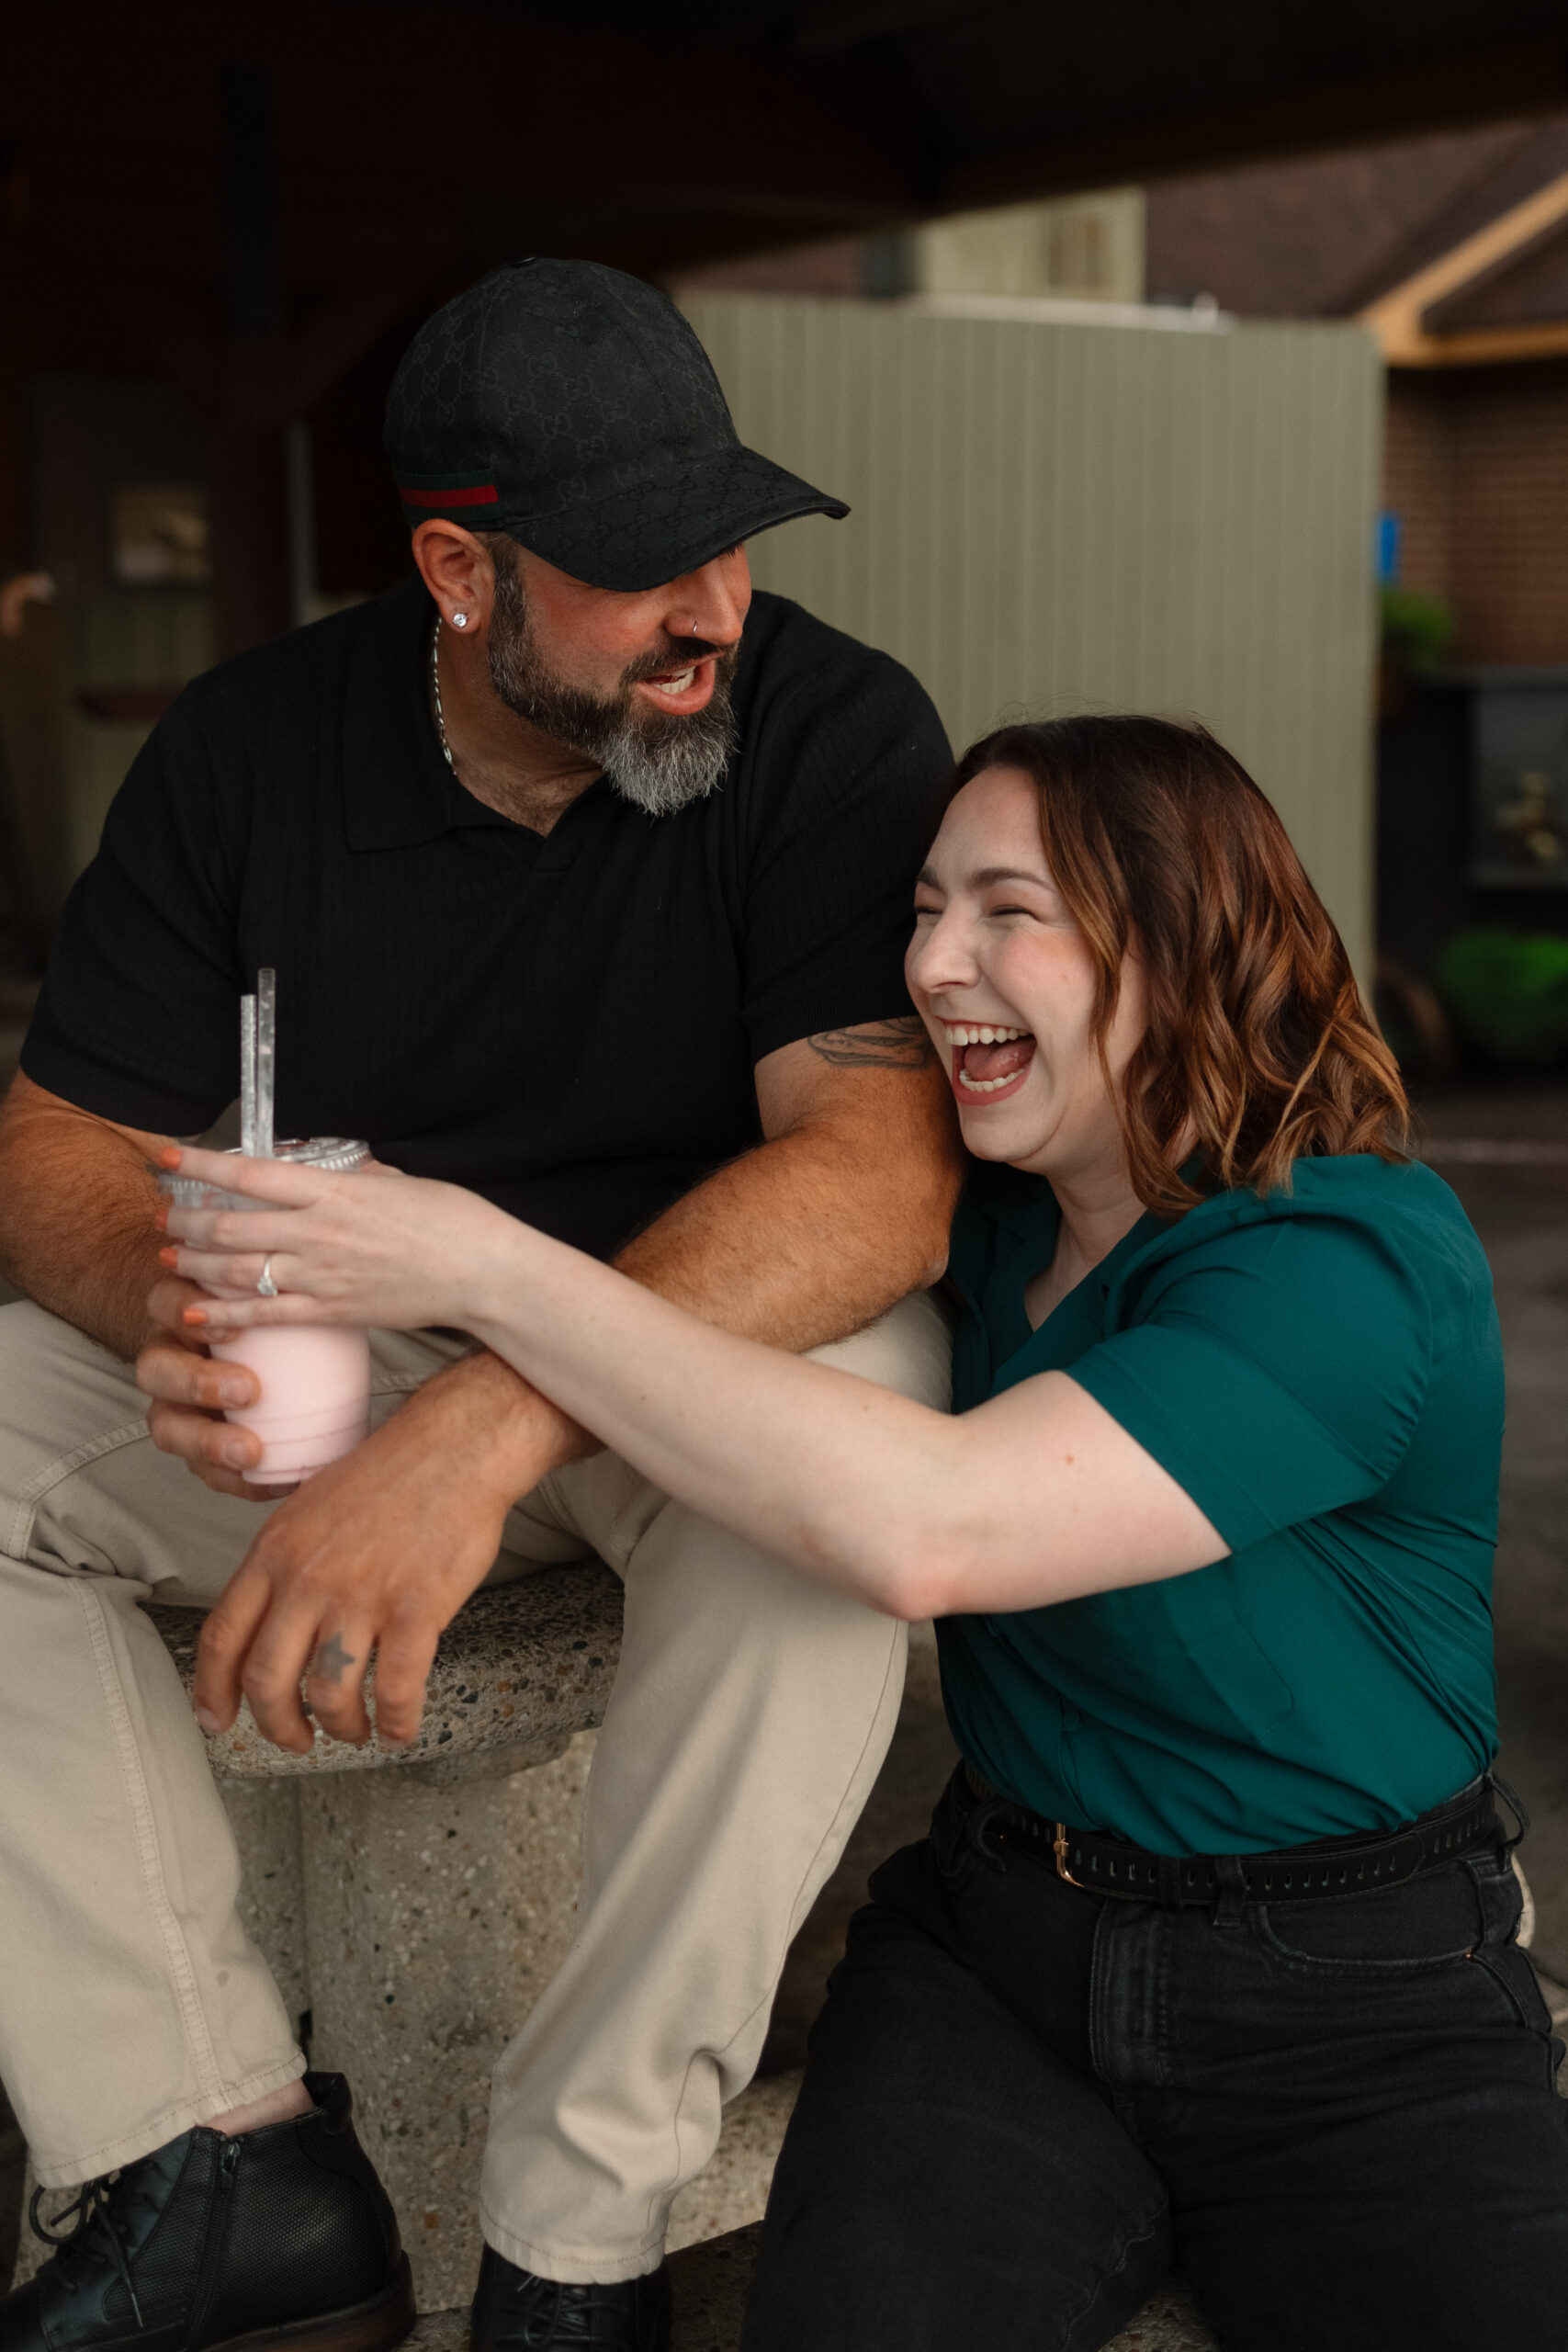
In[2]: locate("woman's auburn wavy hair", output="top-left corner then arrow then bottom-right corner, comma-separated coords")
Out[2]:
947,715 -> 1408,1215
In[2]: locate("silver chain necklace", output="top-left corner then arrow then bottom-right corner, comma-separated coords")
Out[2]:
431,617 -> 457,773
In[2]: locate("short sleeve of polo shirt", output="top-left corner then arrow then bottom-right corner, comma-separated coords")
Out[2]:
1065,1210 -> 1435,1551
22,692 -> 246,1133
735,651 -> 951,1062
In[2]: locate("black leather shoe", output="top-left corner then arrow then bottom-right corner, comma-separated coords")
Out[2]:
0,2072 -> 414,2352
469,2244 -> 671,2350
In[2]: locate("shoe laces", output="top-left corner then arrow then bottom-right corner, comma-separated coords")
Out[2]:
29,2176 -> 146,2329
504,2275 -> 639,2347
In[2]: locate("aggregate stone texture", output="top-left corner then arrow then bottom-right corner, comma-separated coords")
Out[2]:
300,1732 -> 598,2312
145,1560 -> 622,1779
666,2073 -> 802,2255
1103,2277 -> 1217,2350
403,2228 -> 1217,2351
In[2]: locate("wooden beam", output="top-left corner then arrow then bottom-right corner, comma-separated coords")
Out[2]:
1386,321 -> 1568,369
1359,171 -> 1568,366
942,37 -> 1568,212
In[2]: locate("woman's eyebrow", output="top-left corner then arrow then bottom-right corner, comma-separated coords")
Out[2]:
916,863 -> 1053,891
969,866 -> 1051,889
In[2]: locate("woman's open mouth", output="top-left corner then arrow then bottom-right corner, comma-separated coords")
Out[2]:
634,659 -> 717,716
942,1023 -> 1036,1104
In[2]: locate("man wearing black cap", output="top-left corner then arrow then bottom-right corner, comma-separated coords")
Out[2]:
0,262 -> 958,2350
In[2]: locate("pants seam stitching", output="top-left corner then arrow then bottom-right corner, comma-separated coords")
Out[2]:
74,1578 -> 230,2106
7,1414 -> 154,1557
719,1614 -> 907,2067
646,1614 -> 908,2234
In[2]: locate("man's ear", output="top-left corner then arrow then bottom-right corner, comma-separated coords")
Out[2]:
411,521 -> 497,631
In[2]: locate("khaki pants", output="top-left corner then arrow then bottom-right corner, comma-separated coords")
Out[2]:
0,1290 -> 950,2282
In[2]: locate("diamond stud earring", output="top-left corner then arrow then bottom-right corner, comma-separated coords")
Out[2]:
451,612 -> 468,629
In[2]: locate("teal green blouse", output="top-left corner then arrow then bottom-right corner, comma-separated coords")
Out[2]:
938,1155 -> 1503,1855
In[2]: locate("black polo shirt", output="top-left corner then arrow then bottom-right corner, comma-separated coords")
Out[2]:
24,579 -> 951,1259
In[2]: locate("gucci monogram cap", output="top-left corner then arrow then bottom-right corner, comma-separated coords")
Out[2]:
384,257 -> 850,593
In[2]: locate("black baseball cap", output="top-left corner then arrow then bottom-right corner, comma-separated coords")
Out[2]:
384,258 -> 849,593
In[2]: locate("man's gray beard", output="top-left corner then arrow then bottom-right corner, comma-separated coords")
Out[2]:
486,554 -> 739,819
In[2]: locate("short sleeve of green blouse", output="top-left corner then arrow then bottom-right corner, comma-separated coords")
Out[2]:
1063,1210 -> 1434,1550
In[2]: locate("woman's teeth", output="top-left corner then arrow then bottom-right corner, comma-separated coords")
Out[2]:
942,1024 -> 1028,1046
947,1021 -> 1033,1095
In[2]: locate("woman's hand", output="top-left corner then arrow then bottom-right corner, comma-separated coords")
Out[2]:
156,1144 -> 509,1336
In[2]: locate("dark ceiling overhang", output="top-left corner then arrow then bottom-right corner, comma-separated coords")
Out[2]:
7,0 -> 1567,652
6,2 -> 1568,295
5,3 -> 1568,428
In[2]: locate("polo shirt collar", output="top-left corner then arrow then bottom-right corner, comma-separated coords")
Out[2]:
342,576 -> 525,849
961,1157 -> 1044,1239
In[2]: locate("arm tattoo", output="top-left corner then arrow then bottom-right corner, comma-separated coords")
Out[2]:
310,1632 -> 357,1685
807,1016 -> 935,1070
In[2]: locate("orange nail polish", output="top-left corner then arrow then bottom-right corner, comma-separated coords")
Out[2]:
157,1147 -> 181,1170
158,1246 -> 179,1268
183,1306 -> 209,1325
154,1204 -> 169,1231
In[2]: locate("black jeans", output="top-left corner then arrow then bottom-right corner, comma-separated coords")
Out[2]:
742,1769 -> 1568,2351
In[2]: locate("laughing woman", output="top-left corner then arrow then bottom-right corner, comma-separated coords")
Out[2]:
165,717 -> 1568,2352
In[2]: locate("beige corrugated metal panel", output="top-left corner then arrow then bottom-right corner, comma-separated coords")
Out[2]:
682,296 -> 1382,975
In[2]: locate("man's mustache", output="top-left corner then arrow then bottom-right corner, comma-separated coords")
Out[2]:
619,637 -> 736,688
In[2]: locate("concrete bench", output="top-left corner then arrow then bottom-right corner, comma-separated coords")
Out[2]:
14,1566 -> 1215,2347
147,1565 -> 624,2315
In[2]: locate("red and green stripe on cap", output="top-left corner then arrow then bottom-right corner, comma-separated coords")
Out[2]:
396,468 -> 500,526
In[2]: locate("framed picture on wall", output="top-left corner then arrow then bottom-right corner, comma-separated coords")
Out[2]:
1468,674 -> 1568,889
110,483 -> 210,585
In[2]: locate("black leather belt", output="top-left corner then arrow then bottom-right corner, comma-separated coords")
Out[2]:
961,1763 -> 1504,1907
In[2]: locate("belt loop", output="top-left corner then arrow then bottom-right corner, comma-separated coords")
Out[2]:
967,1797 -> 1010,1869
1212,1853 -> 1247,1930
1486,1770 -> 1530,1852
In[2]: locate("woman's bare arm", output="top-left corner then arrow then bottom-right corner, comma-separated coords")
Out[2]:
166,1145 -> 1227,1621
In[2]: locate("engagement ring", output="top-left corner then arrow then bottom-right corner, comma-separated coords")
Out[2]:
255,1255 -> 279,1298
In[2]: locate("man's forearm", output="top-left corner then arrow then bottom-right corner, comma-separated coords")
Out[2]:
422,1085 -> 957,1494
615,1114 -> 953,1352
0,1076 -> 170,1359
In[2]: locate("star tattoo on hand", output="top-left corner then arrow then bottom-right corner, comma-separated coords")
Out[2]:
310,1632 -> 357,1686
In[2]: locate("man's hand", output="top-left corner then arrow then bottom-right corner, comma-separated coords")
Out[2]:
192,1349 -> 592,1750
189,1017 -> 957,1754
138,1276 -> 270,1498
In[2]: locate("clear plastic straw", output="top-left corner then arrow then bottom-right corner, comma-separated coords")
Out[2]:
239,993 -> 258,1159
255,968 -> 276,1159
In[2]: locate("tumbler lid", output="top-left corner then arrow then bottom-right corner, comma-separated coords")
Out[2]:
157,1137 -> 368,1210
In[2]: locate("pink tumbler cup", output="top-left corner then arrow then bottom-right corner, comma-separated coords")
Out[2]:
159,1138 -> 372,1487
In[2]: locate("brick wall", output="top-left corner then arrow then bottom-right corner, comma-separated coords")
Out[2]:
1446,362 -> 1568,662
1384,377 -> 1452,604
1385,361 -> 1568,664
